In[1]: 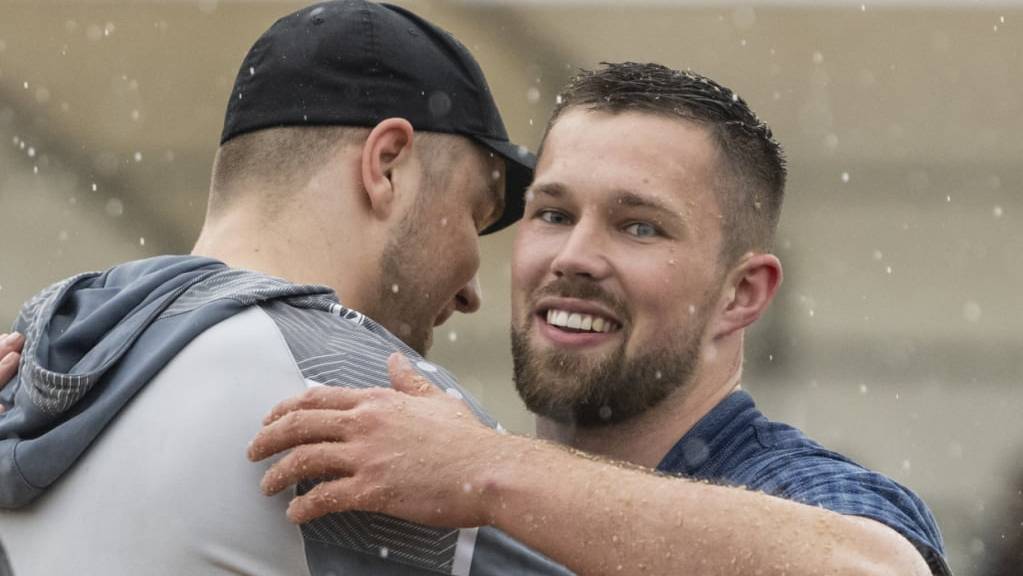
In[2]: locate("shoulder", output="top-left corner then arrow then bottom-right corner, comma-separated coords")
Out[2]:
259,299 -> 497,427
730,417 -> 948,573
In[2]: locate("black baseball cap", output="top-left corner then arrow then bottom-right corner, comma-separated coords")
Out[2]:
221,0 -> 534,235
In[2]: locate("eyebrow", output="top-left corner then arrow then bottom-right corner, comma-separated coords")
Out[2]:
526,181 -> 568,200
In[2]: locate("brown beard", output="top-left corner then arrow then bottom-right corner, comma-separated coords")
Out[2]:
510,278 -> 708,427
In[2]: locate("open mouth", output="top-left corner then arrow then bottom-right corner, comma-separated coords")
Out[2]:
543,308 -> 621,334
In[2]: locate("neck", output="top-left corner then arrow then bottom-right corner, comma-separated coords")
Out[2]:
191,183 -> 382,311
536,334 -> 745,469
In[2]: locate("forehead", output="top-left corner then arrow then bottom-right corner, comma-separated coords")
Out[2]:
534,109 -> 720,211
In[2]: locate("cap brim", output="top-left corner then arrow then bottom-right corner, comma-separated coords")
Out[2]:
473,135 -> 536,235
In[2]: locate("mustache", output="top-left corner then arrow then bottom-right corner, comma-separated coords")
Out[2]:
529,277 -> 628,321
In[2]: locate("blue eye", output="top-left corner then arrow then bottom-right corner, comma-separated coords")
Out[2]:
539,210 -> 570,225
624,222 -> 658,238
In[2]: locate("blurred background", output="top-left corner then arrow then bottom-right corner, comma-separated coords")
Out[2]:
0,1 -> 1020,573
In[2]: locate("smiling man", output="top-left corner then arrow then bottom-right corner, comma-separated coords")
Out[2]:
250,63 -> 951,576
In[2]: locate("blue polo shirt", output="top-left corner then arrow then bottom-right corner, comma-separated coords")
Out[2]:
656,390 -> 951,576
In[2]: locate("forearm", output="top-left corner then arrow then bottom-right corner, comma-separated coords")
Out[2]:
479,436 -> 929,576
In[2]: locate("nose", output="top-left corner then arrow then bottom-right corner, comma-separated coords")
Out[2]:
550,220 -> 611,280
454,274 -> 482,314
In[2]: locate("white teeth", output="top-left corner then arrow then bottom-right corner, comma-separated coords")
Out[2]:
545,308 -> 615,333
556,310 -> 569,326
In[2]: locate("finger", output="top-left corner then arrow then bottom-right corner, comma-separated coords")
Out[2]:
249,408 -> 361,462
263,385 -> 366,425
287,477 -> 364,524
387,353 -> 438,397
0,352 -> 20,390
0,332 -> 24,360
260,442 -> 354,496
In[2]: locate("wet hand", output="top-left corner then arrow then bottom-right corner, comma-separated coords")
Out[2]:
247,352 -> 507,527
0,332 -> 25,413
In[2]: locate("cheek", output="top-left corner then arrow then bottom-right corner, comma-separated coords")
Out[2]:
511,230 -> 546,314
623,255 -> 710,333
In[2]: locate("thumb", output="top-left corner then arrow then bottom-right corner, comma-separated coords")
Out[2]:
387,353 -> 438,397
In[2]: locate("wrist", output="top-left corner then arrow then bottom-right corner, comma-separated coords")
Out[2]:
473,433 -> 550,526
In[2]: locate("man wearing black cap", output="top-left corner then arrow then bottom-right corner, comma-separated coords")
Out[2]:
0,2 -> 561,574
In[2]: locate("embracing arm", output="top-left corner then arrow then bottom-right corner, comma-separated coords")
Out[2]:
248,353 -> 933,576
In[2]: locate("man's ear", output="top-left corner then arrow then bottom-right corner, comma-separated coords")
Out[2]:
710,253 -> 783,340
360,118 -> 415,221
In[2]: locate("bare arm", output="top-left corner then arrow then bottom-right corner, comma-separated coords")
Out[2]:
248,353 -> 932,576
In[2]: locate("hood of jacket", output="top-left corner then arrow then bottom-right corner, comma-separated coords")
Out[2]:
0,255 -> 334,508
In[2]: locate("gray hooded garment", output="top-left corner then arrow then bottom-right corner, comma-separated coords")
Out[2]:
0,255 -> 568,576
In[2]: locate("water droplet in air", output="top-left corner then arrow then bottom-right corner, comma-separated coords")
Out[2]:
993,205 -> 1004,218
379,547 -> 389,559
872,249 -> 883,261
859,384 -> 869,395
901,459 -> 911,472
963,301 -> 982,323
249,66 -> 255,76
428,91 -> 452,118
448,331 -> 457,342
139,237 -> 146,246
91,183 -> 98,192
840,172 -> 850,183
131,109 -> 140,121
391,283 -> 399,294
27,147 -> 35,158
133,152 -> 142,162
105,198 -> 124,217
526,87 -> 540,104
885,266 -> 893,275
812,51 -> 824,64
555,94 -> 564,105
